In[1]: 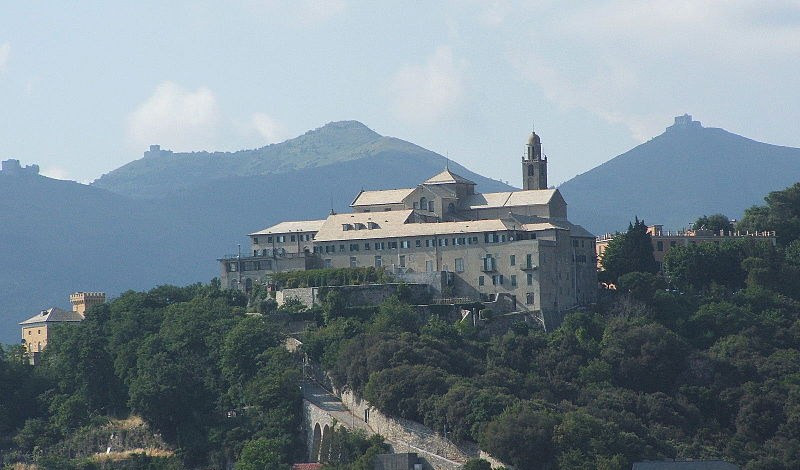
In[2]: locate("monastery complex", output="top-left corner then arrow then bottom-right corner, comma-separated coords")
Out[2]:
219,130 -> 599,326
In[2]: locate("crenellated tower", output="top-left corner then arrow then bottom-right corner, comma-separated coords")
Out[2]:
522,129 -> 547,190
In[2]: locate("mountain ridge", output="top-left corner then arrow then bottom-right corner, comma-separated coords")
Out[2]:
558,117 -> 800,234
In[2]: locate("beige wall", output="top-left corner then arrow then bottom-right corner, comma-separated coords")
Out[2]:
22,324 -> 48,353
315,230 -> 596,323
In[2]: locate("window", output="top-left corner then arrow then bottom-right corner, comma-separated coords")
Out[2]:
253,250 -> 258,257
277,235 -> 286,243
339,244 -> 346,252
483,255 -> 496,271
438,238 -> 448,246
511,275 -> 517,287
526,292 -> 534,305
389,241 -> 398,249
364,243 -> 370,251
478,275 -> 485,286
416,240 -> 422,247
455,258 -> 464,272
375,255 -> 382,267
228,262 -> 237,272
400,240 -> 410,249
290,235 -> 296,242
350,257 -> 357,267
492,275 -> 504,285
510,255 -> 516,266
527,273 -> 533,286
350,243 -> 359,251
324,259 -> 332,268
425,239 -> 432,247
399,255 -> 406,268
526,253 -> 533,269
267,236 -> 273,243
428,201 -> 434,212
253,237 -> 259,245
413,202 -> 419,209
426,260 -> 434,272
657,241 -> 664,251
420,197 -> 427,210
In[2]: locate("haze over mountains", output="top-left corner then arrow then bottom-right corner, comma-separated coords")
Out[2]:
2,117 -> 799,343
558,116 -> 800,234
0,121 -> 511,343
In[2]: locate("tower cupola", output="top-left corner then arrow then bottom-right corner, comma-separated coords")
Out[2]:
522,128 -> 547,190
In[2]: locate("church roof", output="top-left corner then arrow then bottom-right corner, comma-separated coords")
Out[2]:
463,189 -> 558,209
250,219 -> 326,235
20,307 -> 83,325
423,169 -> 476,185
351,188 -> 415,207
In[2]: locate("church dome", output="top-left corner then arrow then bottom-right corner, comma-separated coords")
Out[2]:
527,131 -> 540,146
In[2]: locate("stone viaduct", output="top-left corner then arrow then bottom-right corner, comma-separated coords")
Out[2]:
302,380 -> 510,469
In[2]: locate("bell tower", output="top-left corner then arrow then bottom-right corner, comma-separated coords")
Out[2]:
522,128 -> 547,190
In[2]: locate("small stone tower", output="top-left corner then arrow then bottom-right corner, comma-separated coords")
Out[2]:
522,129 -> 547,190
69,292 -> 106,317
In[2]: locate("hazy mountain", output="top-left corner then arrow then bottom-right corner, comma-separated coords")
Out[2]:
559,117 -> 800,234
0,122 -> 511,343
92,121 -> 509,199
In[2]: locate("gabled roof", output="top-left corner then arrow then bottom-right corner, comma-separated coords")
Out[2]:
20,307 -> 83,325
463,189 -> 558,209
351,188 -> 415,207
423,169 -> 476,185
249,219 -> 327,236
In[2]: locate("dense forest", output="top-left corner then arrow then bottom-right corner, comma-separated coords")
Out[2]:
1,183 -> 800,470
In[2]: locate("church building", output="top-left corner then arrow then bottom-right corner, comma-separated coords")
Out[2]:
219,130 -> 597,326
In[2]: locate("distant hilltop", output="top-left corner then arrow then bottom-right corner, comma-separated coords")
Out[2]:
143,144 -> 174,159
1,159 -> 39,176
666,113 -> 702,132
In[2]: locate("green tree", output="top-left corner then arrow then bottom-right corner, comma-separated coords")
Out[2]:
694,214 -> 734,233
600,218 -> 659,282
479,401 -> 560,470
235,438 -> 290,470
739,182 -> 800,246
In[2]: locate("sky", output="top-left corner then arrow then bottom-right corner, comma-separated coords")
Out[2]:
1,1 -> 799,186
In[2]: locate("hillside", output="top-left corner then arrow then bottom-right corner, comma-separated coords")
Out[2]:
0,122 -> 511,344
92,121 -> 509,200
558,116 -> 800,234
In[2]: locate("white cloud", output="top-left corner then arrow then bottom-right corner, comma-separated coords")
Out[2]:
127,81 -> 220,151
246,0 -> 346,25
506,0 -> 800,141
40,166 -> 72,181
298,0 -> 346,24
250,112 -> 287,143
0,42 -> 10,73
388,46 -> 465,125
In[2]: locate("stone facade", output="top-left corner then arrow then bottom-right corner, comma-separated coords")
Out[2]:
219,129 -> 598,329
276,283 -> 432,309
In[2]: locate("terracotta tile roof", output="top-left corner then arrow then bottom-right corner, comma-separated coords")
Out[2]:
351,188 -> 415,206
291,464 -> 323,470
424,169 -> 476,185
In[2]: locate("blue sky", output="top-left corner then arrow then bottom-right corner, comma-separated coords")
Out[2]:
1,1 -> 799,186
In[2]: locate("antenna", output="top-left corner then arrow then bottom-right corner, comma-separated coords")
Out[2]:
445,151 -> 450,171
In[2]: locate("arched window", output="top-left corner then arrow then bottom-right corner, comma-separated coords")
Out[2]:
448,202 -> 455,212
419,197 -> 427,210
